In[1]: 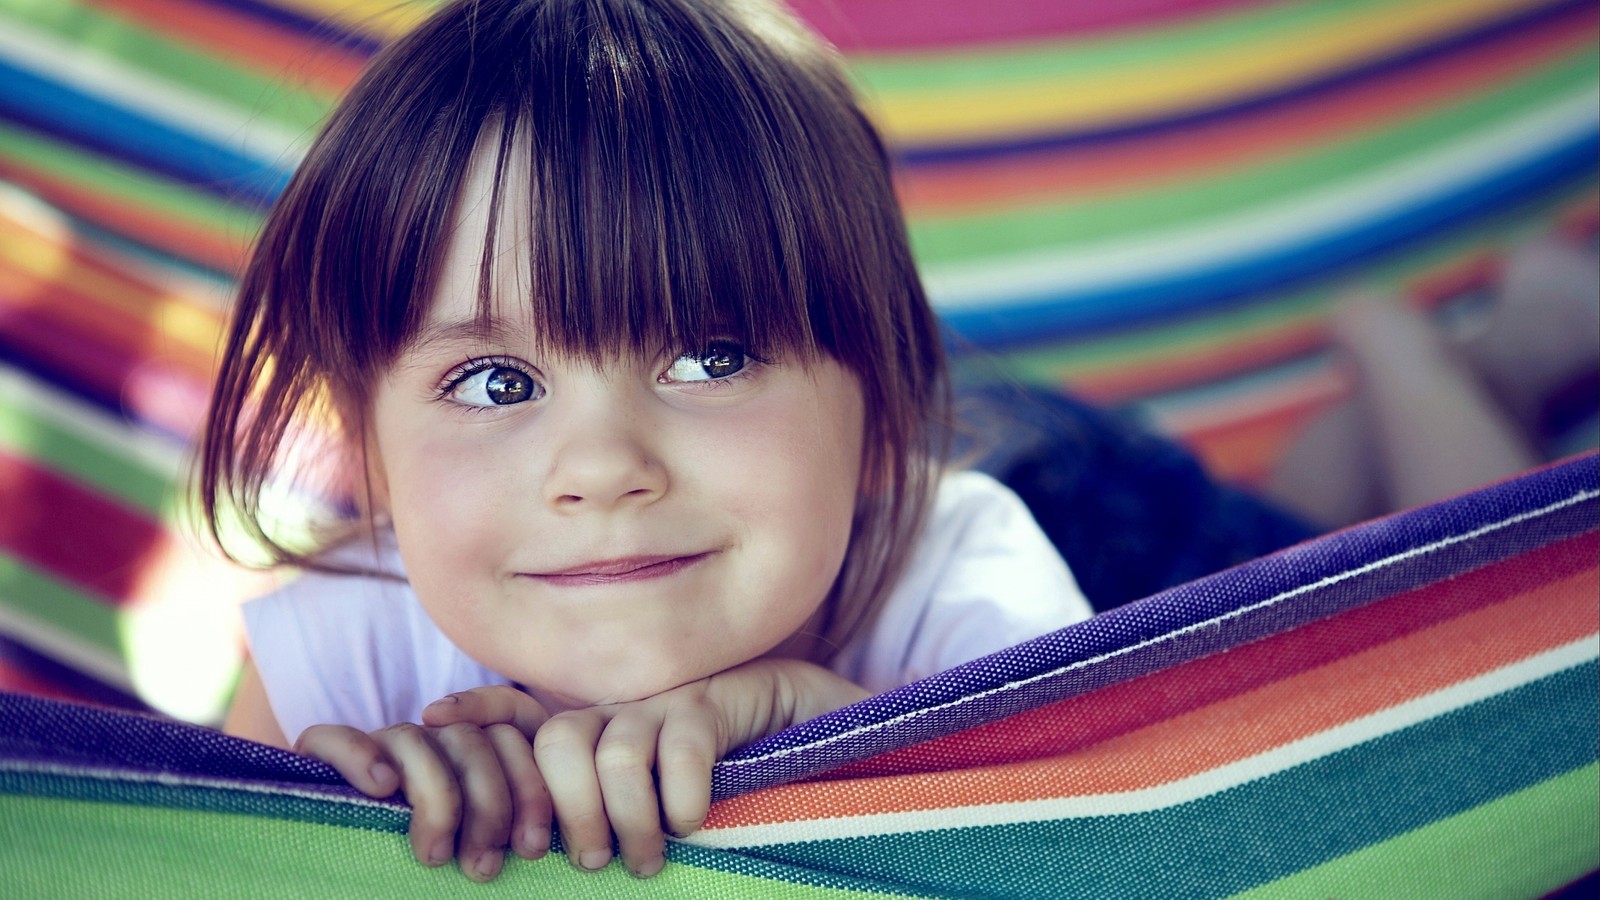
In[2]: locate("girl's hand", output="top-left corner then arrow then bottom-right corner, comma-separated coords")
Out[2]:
514,659 -> 868,878
292,685 -> 552,882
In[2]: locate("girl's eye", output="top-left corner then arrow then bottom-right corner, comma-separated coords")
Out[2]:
446,363 -> 544,407
661,342 -> 749,383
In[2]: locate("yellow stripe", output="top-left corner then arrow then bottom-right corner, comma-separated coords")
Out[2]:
0,208 -> 222,359
259,0 -> 433,41
873,0 -> 1549,143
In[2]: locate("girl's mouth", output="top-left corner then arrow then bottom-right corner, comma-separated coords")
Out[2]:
527,552 -> 713,587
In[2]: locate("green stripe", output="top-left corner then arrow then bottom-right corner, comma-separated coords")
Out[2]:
962,176 -> 1593,382
0,765 -> 920,896
0,396 -> 176,518
740,663 -> 1599,897
0,552 -> 122,659
0,789 -> 896,898
908,49 -> 1597,264
1233,763 -> 1600,899
0,0 -> 334,132
851,0 -> 1437,94
0,120 -> 266,242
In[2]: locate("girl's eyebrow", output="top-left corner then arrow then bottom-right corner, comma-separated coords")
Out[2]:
404,317 -> 525,356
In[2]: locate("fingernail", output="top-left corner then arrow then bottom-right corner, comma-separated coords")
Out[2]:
518,824 -> 549,858
427,839 -> 454,867
577,849 -> 611,871
427,694 -> 460,707
473,850 -> 503,880
632,856 -> 665,879
369,762 -> 396,789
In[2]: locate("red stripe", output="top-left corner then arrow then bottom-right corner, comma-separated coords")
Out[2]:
896,6 -> 1595,213
791,0 -> 1263,53
816,530 -> 1597,780
0,158 -> 249,274
0,450 -> 168,607
83,0 -> 366,95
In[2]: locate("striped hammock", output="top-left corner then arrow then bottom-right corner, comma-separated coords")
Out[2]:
3,452 -> 1594,898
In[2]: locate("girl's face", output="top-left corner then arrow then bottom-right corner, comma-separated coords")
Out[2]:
364,159 -> 865,712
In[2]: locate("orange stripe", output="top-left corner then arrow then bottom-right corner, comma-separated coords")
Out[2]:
895,8 -> 1595,215
706,551 -> 1597,827
0,159 -> 251,274
0,217 -> 225,374
0,268 -> 219,383
1176,389 -> 1346,487
84,0 -> 365,96
1069,318 -> 1329,404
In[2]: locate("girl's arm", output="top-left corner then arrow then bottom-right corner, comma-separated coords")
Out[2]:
223,658 -> 289,748
428,659 -> 868,878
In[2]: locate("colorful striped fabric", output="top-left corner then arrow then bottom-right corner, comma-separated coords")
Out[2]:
2,453 -> 1595,897
0,1 -> 1595,725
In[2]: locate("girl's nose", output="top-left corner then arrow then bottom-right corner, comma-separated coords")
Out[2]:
541,403 -> 667,513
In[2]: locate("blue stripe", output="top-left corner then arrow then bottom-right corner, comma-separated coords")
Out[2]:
0,59 -> 290,208
938,132 -> 1598,348
895,0 -> 1591,165
190,0 -> 385,55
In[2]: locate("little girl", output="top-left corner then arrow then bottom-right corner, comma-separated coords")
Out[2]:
203,0 -> 1092,882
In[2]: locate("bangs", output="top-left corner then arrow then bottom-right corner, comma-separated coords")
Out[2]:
482,0 -> 829,364
301,0 -> 895,377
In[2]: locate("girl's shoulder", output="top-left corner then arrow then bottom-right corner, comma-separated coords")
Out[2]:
241,532 -> 503,740
833,469 -> 1093,692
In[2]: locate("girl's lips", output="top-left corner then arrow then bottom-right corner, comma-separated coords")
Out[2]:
527,552 -> 713,586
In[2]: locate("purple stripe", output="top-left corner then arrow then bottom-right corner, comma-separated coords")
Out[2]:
2,455 -> 1593,807
0,690 -> 349,798
711,453 -> 1598,797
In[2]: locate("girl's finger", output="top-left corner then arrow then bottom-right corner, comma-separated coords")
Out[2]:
293,724 -> 401,798
593,709 -> 668,878
654,703 -> 719,840
434,723 -> 512,882
369,723 -> 463,869
424,684 -> 550,735
533,710 -> 613,873
486,723 -> 552,860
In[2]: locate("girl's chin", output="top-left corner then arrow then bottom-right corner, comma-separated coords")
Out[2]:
522,668 -> 712,712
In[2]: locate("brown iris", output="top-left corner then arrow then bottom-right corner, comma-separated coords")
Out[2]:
485,368 -> 535,404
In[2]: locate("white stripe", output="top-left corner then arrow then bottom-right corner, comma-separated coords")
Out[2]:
0,363 -> 187,479
0,20 -> 310,171
922,88 -> 1600,310
0,600 -> 134,692
691,639 -> 1598,848
717,486 -> 1599,772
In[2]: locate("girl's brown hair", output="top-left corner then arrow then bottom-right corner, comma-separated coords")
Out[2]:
200,0 -> 948,659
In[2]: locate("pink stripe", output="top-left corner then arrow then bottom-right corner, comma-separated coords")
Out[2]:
0,450 -> 166,606
789,0 -> 1262,52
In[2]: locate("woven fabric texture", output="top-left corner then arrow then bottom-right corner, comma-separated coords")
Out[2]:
2,452 -> 1595,898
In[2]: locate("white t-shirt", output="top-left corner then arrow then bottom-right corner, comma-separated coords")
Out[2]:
244,470 -> 1092,742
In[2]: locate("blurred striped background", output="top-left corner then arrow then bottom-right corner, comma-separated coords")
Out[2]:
1,0 -> 1595,721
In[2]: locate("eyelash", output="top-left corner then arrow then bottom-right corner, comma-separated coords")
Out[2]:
660,346 -> 771,389
436,355 -> 528,399
433,346 -> 770,405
